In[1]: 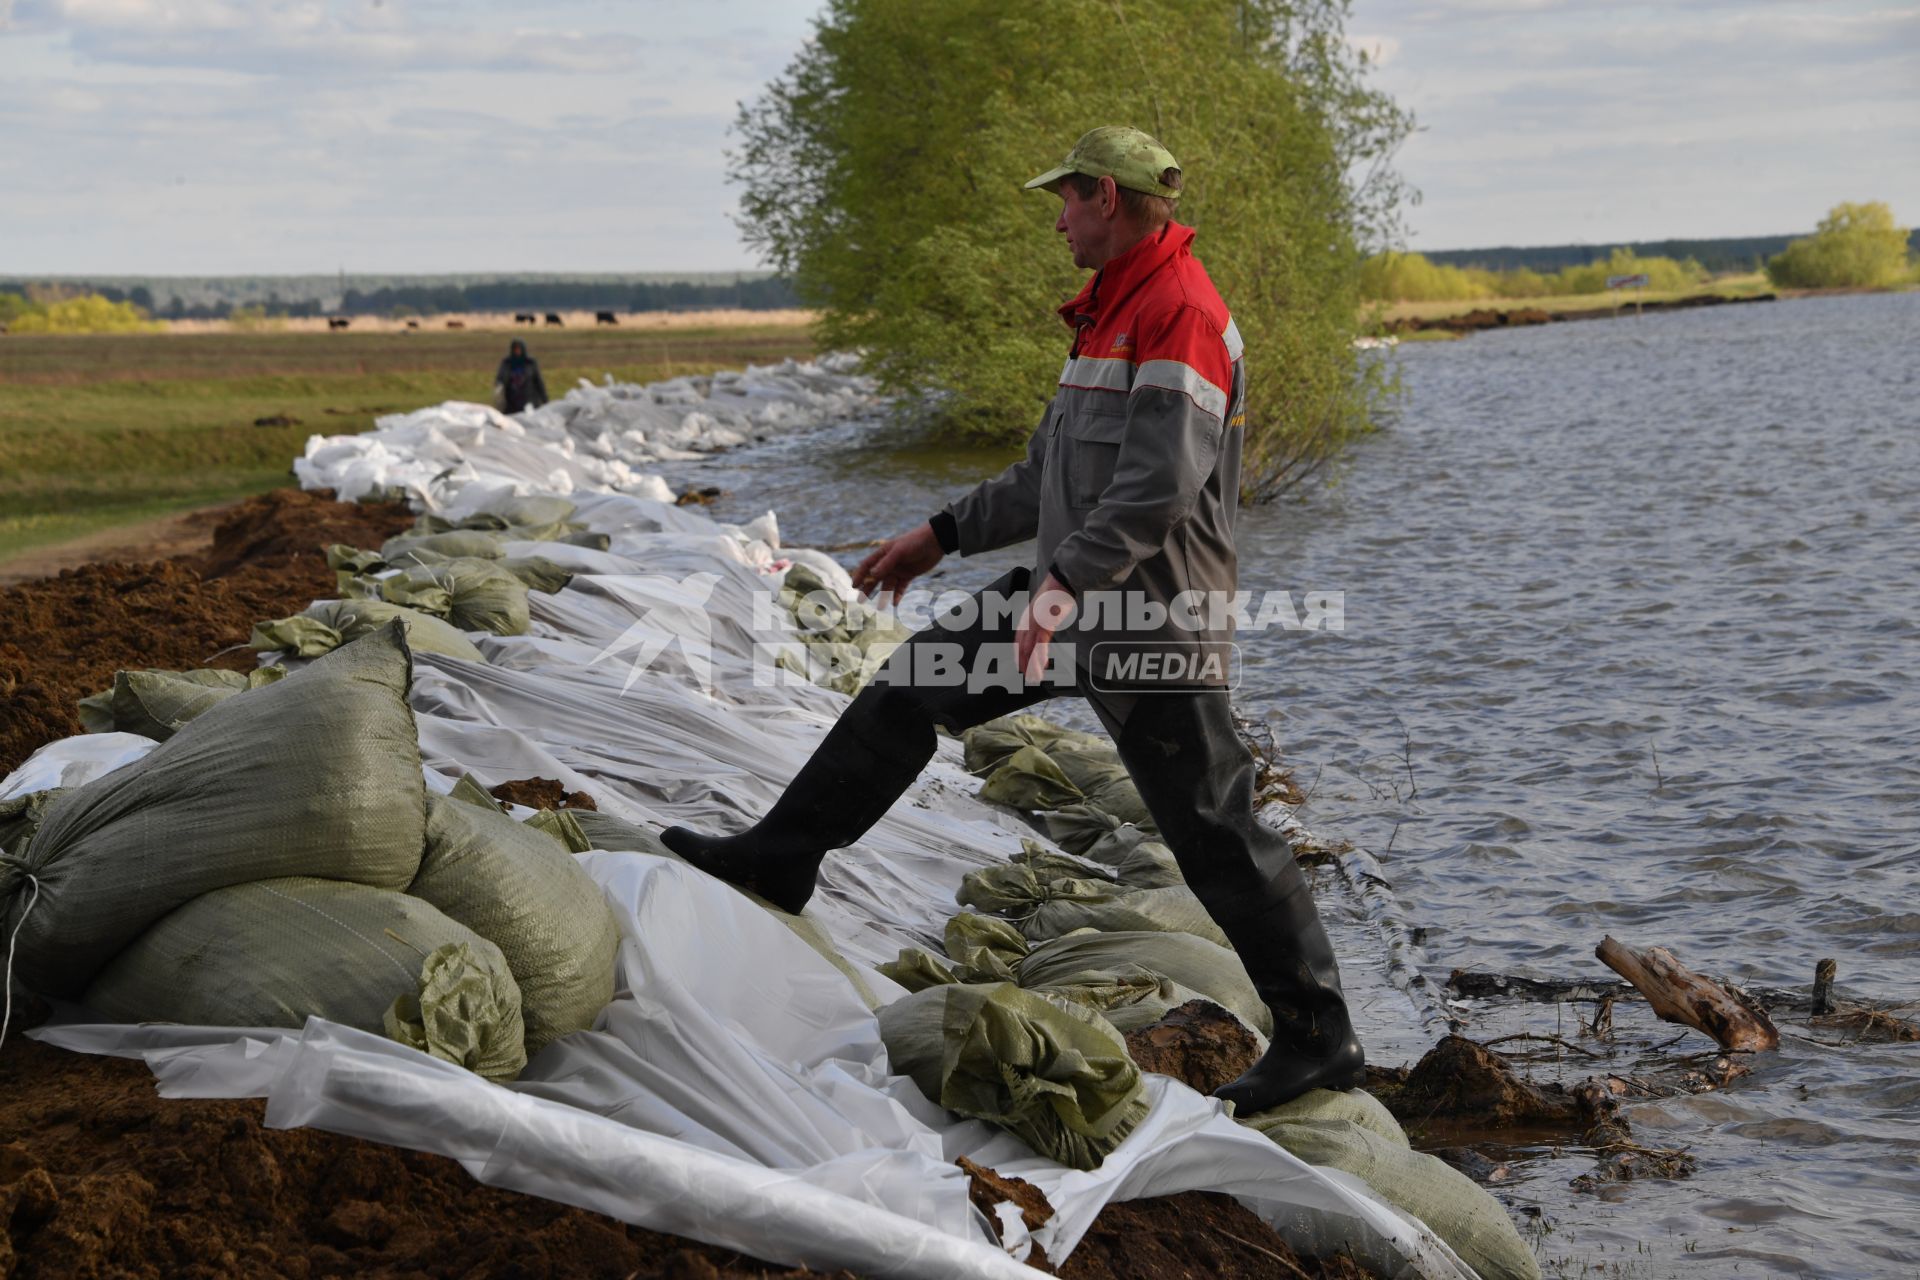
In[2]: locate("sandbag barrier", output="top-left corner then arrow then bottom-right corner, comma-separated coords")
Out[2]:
0,368 -> 1486,1280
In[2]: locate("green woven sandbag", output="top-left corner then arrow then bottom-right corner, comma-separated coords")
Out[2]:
877,981 -> 1148,1171
956,858 -> 1228,950
957,862 -> 1110,917
497,555 -> 574,595
944,911 -> 1030,982
3,623 -> 430,1000
568,808 -> 882,1012
252,600 -> 485,663
877,948 -> 961,993
524,806 -> 593,853
1017,930 -> 1269,1037
411,794 -> 619,1057
325,544 -> 389,574
965,717 -> 1156,830
1080,826 -> 1184,889
1021,966 -> 1206,1032
83,876 -> 526,1082
1242,1091 -> 1542,1280
1024,884 -> 1229,949
77,667 -> 287,741
1042,804 -> 1125,855
962,715 -> 1109,777
978,746 -> 1085,812
382,529 -> 507,562
377,560 -> 530,636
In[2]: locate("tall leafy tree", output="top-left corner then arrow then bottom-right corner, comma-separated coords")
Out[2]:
732,0 -> 1411,498
1767,202 -> 1913,290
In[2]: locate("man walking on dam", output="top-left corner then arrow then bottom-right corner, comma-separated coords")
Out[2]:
665,127 -> 1364,1112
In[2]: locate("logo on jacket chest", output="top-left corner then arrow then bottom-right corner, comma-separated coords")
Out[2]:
1109,332 -> 1132,357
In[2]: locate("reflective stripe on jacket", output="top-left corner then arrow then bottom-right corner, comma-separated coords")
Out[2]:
943,222 -> 1245,685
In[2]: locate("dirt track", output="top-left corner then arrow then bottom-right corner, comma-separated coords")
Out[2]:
0,490 -> 1370,1279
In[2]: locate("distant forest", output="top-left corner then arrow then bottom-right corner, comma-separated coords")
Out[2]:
1425,231 -> 1920,275
0,272 -> 798,321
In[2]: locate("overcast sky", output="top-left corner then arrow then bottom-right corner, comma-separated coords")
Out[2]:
3,0 -> 1916,274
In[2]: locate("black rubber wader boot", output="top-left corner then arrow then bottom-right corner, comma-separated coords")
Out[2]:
1112,691 -> 1365,1112
660,684 -> 936,913
664,566 -> 1057,914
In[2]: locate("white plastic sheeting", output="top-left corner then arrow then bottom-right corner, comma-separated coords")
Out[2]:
293,356 -> 876,509
11,362 -> 1476,1279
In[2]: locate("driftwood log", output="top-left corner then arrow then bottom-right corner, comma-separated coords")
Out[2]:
1596,937 -> 1779,1052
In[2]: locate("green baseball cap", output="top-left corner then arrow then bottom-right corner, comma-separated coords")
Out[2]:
1025,126 -> 1183,200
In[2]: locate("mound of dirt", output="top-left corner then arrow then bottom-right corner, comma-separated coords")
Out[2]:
1122,1000 -> 1260,1096
0,489 -> 414,774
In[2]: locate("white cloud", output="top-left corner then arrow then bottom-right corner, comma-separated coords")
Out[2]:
34,0 -> 648,73
1348,0 -> 1920,247
1347,32 -> 1402,67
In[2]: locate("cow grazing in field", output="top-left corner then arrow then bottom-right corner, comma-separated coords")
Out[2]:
328,317 -> 351,330
596,311 -> 619,326
405,320 -> 420,330
514,313 -> 536,325
544,313 -> 564,326
446,320 -> 465,329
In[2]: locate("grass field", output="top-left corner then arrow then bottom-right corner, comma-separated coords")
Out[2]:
0,322 -> 816,563
1372,271 -> 1776,325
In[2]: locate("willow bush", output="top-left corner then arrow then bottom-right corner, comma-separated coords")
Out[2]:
732,0 -> 1411,499
1767,201 -> 1914,289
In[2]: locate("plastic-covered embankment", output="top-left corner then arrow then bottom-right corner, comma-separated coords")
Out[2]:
7,360 -> 1482,1280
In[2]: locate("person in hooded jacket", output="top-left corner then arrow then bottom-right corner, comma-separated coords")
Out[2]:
494,340 -> 549,414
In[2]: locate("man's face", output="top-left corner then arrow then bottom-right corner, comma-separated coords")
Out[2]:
1055,178 -> 1116,271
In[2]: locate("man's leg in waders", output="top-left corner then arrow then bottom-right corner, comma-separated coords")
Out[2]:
1107,689 -> 1366,1113
662,568 -> 1058,913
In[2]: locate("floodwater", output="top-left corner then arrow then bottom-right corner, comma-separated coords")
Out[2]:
661,292 -> 1920,1279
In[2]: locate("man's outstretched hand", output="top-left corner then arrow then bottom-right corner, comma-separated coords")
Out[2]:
851,521 -> 945,602
1016,572 -> 1076,684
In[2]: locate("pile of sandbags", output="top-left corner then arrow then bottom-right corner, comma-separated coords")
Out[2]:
963,713 -> 1157,831
252,599 -> 485,662
882,910 -> 1268,1037
3,625 -> 620,1080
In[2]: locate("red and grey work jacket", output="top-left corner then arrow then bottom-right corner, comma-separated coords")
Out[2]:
935,222 -> 1246,687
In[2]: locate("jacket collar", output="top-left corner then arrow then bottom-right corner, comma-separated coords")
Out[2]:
1058,222 -> 1194,345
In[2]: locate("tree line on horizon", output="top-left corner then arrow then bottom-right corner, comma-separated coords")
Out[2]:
1360,201 -> 1917,303
0,276 -> 801,323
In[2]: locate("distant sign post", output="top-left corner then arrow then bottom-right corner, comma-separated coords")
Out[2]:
1607,272 -> 1650,315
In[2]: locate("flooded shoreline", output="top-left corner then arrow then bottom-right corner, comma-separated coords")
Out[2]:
659,290 -> 1920,1278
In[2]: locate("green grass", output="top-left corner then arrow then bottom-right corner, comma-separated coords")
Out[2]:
1373,272 -> 1776,326
0,324 -> 816,562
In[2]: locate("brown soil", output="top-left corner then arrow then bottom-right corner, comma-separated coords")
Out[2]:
1059,1193 -> 1375,1280
1122,1001 -> 1260,1095
489,777 -> 599,812
1365,1035 -> 1581,1129
0,1019 -> 853,1280
0,488 -> 1372,1279
0,489 -> 415,775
